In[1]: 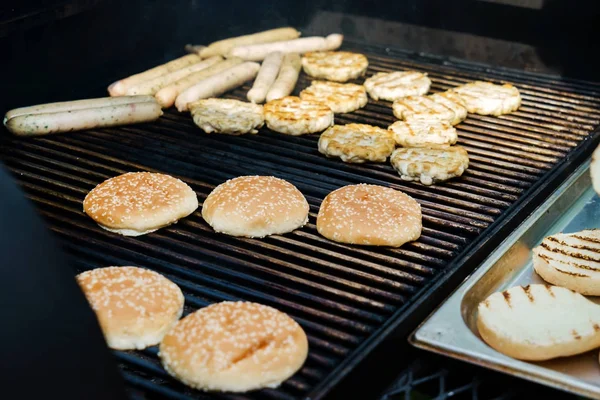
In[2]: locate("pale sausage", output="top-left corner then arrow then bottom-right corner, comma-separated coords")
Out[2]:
4,96 -> 162,136
108,54 -> 201,96
154,58 -> 244,108
175,62 -> 260,112
265,53 -> 301,102
247,51 -> 284,104
126,56 -> 222,96
199,27 -> 300,58
228,34 -> 343,61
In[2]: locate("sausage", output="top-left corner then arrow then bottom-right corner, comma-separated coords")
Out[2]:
126,56 -> 222,96
199,27 -> 300,58
184,44 -> 207,54
227,33 -> 344,61
154,58 -> 244,108
108,54 -> 201,96
246,51 -> 284,104
4,95 -> 162,137
265,53 -> 301,102
175,62 -> 260,112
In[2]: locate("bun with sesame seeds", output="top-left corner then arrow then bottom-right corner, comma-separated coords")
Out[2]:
317,184 -> 422,247
83,172 -> 198,236
202,175 -> 309,238
76,266 -> 185,350
158,301 -> 308,392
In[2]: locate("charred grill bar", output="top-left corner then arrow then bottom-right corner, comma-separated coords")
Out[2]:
2,0 -> 600,398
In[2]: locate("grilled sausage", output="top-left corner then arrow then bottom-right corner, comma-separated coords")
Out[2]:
184,44 -> 207,54
108,54 -> 201,96
4,96 -> 162,136
199,27 -> 300,58
126,56 -> 222,96
247,51 -> 284,104
155,58 -> 244,108
175,62 -> 260,112
228,34 -> 343,61
265,53 -> 301,102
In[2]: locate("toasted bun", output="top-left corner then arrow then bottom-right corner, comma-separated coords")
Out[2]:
202,176 -> 309,238
83,172 -> 198,236
316,184 -> 422,247
477,284 -> 600,361
591,143 -> 600,196
158,301 -> 308,392
76,266 -> 184,350
532,229 -> 600,295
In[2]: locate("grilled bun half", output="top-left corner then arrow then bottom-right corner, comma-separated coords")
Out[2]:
532,229 -> 600,295
477,284 -> 600,361
591,143 -> 600,196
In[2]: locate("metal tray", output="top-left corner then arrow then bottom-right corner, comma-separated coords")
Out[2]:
410,157 -> 600,399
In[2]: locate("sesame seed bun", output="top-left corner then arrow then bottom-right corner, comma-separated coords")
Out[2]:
202,176 -> 309,238
76,266 -> 184,350
317,184 -> 422,247
83,172 -> 198,236
158,301 -> 308,392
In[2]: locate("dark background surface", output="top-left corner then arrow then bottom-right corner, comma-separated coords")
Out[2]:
2,0 -> 599,112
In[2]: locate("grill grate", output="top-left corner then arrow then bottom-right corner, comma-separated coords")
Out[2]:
379,351 -> 581,400
1,40 -> 600,399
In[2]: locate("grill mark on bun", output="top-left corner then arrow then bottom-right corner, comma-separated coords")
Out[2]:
537,252 -> 600,272
522,285 -> 534,302
573,233 -> 600,244
572,330 -> 582,340
554,267 -> 590,277
594,324 -> 600,332
540,241 -> 600,263
502,290 -> 511,307
545,285 -> 555,297
546,236 -> 600,252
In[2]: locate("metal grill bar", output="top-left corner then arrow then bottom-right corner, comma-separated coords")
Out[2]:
1,40 -> 599,399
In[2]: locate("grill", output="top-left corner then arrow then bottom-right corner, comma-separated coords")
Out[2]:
1,38 -> 600,399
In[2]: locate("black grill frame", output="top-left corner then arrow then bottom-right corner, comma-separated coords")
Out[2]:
1,39 -> 600,400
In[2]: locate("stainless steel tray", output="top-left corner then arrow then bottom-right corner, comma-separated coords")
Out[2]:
410,157 -> 600,399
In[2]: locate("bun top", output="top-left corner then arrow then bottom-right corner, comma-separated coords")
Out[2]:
83,172 -> 198,234
76,266 -> 184,349
317,184 -> 422,247
202,175 -> 309,238
159,301 -> 308,392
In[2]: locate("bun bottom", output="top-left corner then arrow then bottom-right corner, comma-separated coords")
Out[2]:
210,215 -> 308,238
106,311 -> 183,350
97,221 -> 181,237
